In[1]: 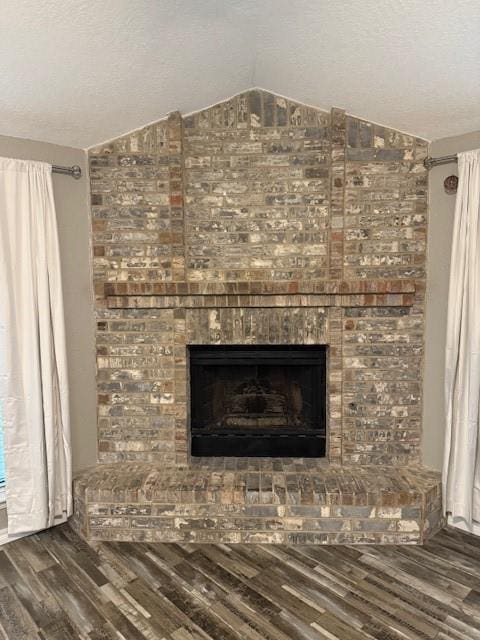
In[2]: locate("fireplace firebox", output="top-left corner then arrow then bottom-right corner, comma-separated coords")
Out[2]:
189,345 -> 327,457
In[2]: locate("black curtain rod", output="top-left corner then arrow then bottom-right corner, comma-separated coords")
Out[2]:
54,158 -> 457,176
52,164 -> 82,179
423,154 -> 458,170
52,156 -> 464,175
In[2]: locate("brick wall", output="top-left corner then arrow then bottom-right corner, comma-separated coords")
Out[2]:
89,89 -> 428,467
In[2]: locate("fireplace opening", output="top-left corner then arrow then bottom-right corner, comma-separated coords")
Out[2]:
189,345 -> 327,457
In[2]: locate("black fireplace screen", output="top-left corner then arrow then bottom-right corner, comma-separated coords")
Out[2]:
189,345 -> 327,457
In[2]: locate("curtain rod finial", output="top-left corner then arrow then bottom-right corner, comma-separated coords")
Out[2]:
423,156 -> 435,170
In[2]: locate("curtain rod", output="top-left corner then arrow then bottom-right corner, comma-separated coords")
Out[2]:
52,164 -> 82,179
423,154 -> 458,170
55,157 -> 459,175
54,157 -> 456,175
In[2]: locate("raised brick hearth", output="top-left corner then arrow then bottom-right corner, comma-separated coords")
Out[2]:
72,89 -> 443,544
73,459 -> 442,544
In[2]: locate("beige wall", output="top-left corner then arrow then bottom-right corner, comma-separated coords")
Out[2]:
423,130 -> 480,470
0,136 -> 97,481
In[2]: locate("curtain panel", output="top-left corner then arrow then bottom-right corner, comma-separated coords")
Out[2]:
0,157 -> 71,535
444,149 -> 480,530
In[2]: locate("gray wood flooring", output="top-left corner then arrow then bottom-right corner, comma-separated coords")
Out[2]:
0,524 -> 479,639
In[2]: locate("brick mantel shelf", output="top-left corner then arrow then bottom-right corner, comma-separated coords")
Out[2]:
105,279 -> 417,309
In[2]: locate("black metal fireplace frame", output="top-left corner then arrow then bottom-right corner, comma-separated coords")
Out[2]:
189,345 -> 327,457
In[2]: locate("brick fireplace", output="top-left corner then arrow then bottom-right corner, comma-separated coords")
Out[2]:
72,89 -> 443,544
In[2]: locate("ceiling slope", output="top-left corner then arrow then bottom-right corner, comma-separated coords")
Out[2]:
0,0 -> 478,148
253,0 -> 480,143
0,1 -> 258,148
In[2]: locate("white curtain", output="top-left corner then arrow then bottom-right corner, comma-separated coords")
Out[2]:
0,157 -> 72,535
444,149 -> 480,530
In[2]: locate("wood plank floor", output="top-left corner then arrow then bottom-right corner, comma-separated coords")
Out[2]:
0,524 -> 479,639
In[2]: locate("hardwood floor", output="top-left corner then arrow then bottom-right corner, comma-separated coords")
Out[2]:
0,524 -> 479,639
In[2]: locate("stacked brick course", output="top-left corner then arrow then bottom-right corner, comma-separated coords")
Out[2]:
76,89 -> 441,544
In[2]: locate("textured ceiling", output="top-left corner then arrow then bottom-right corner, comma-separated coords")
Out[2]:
1,0 -> 479,148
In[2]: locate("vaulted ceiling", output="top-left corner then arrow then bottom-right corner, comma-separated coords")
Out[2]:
1,0 -> 479,148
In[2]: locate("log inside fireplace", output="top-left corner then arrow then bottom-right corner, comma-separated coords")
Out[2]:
189,345 -> 327,457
